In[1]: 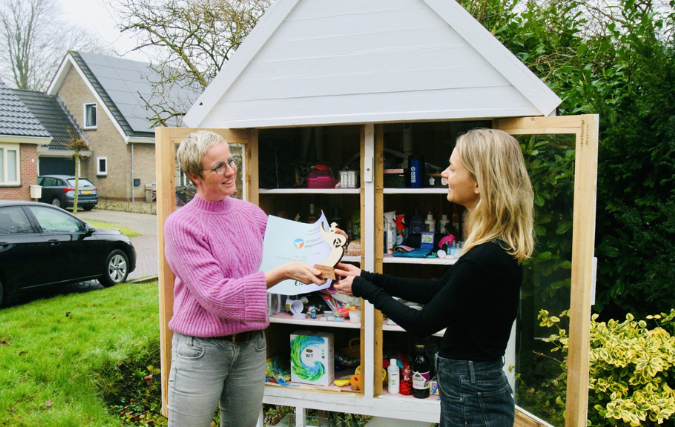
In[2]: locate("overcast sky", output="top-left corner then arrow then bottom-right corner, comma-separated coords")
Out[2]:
59,0 -> 151,62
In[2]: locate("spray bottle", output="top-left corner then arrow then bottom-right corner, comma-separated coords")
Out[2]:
395,214 -> 407,246
384,211 -> 396,254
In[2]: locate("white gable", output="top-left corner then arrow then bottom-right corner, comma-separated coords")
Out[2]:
184,0 -> 561,129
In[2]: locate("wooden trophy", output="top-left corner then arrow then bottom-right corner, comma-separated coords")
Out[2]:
314,221 -> 348,280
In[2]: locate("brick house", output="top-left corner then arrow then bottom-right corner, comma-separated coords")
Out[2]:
14,89 -> 90,177
47,51 -> 194,201
0,80 -> 52,201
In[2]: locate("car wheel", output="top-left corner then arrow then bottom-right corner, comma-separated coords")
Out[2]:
51,197 -> 62,208
99,249 -> 129,287
83,206 -> 94,211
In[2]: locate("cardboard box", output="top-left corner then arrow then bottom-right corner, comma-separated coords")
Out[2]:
290,330 -> 334,386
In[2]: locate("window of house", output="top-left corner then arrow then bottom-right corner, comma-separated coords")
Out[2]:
97,156 -> 108,177
84,103 -> 97,129
0,144 -> 20,185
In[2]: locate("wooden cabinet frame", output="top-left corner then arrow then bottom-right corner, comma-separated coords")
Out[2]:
155,114 -> 598,426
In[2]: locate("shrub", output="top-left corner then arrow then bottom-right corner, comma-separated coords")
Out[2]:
536,309 -> 675,426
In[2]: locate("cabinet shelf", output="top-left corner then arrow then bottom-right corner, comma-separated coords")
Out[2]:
269,312 -> 361,329
383,188 -> 447,195
378,391 -> 441,404
259,188 -> 360,195
265,380 -> 359,395
382,254 -> 457,265
383,323 -> 446,338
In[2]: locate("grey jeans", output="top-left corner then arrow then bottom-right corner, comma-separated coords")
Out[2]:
168,331 -> 267,427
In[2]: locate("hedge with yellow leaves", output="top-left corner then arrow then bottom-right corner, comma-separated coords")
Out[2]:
538,309 -> 675,426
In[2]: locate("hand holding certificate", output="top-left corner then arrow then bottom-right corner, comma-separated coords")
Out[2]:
261,212 -> 347,295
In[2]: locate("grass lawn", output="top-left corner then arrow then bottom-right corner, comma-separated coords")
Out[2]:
84,220 -> 141,238
0,284 -> 372,427
0,283 -> 160,426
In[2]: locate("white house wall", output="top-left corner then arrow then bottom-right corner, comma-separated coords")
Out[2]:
193,0 -> 547,128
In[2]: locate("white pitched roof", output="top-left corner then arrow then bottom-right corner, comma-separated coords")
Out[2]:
184,0 -> 561,129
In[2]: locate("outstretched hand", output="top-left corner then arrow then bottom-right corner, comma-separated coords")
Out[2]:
265,262 -> 326,288
287,262 -> 327,285
334,262 -> 361,277
333,262 -> 361,297
333,275 -> 355,297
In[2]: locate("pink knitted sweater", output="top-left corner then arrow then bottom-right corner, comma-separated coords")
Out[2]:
164,194 -> 270,337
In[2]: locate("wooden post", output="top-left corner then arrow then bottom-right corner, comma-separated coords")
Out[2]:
496,115 -> 599,427
565,115 -> 599,427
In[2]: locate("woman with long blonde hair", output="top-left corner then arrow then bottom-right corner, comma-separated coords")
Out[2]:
335,128 -> 534,426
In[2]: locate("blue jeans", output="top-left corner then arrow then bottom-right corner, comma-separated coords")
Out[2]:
435,356 -> 515,427
168,331 -> 266,427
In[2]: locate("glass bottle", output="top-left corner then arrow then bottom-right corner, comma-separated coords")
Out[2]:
412,344 -> 430,399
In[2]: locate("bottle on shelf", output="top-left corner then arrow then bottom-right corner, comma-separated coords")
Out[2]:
384,211 -> 396,254
395,214 -> 407,246
412,344 -> 430,399
439,214 -> 450,235
387,358 -> 400,395
424,211 -> 436,233
307,203 -> 317,223
329,207 -> 342,228
451,205 -> 460,239
351,210 -> 361,239
409,207 -> 424,234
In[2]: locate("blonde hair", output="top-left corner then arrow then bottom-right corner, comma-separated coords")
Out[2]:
456,129 -> 535,263
176,131 -> 227,184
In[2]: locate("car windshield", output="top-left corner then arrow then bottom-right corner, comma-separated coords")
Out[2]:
67,178 -> 95,188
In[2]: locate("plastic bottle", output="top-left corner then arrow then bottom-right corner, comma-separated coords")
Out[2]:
384,211 -> 396,254
395,214 -> 407,246
409,207 -> 425,234
351,210 -> 361,239
387,358 -> 400,395
451,205 -> 460,239
424,211 -> 436,233
412,344 -> 430,399
407,155 -> 425,188
307,203 -> 317,223
330,207 -> 342,228
439,214 -> 450,235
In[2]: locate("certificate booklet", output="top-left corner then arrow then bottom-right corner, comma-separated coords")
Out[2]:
261,213 -> 334,295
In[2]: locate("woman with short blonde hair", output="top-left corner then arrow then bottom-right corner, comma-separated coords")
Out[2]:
164,130 -> 324,427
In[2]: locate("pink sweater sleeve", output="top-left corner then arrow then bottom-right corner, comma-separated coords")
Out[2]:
164,204 -> 269,329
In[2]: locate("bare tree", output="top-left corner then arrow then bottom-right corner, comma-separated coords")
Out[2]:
115,0 -> 272,126
0,0 -> 110,91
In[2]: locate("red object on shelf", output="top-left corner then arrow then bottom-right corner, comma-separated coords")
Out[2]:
307,165 -> 339,189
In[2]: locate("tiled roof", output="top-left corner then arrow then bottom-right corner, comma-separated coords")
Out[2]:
0,80 -> 51,139
14,89 -> 83,150
71,51 -> 198,137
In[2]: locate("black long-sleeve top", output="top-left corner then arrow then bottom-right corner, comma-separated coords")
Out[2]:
352,240 -> 521,361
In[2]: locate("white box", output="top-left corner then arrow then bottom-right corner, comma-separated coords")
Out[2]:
290,330 -> 334,386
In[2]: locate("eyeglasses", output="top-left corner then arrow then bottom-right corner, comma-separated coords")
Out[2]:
203,157 -> 237,175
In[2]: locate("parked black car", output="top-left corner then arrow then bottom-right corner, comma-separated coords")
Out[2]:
0,201 -> 136,306
37,175 -> 98,210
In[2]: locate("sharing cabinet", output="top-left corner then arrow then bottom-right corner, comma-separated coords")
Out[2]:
156,114 -> 598,426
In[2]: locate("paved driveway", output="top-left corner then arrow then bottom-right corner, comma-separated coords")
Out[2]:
77,209 -> 158,282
